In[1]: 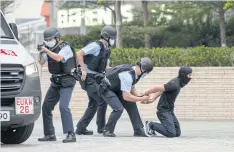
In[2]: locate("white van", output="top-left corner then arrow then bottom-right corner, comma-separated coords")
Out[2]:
0,10 -> 42,144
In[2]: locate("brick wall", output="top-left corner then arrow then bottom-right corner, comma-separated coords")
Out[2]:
40,67 -> 234,120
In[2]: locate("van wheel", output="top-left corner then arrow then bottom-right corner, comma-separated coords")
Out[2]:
1,123 -> 34,144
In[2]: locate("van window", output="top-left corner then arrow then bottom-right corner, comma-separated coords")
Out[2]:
0,13 -> 14,39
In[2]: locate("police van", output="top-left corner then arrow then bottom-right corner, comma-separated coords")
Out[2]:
0,10 -> 42,144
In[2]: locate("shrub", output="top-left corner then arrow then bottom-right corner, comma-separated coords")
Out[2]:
75,46 -> 233,67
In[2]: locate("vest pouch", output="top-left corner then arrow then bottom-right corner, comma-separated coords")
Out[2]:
79,80 -> 86,90
50,76 -> 61,85
60,75 -> 76,88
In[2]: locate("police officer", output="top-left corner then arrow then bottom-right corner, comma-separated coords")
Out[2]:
101,57 -> 154,137
75,25 -> 116,135
143,66 -> 193,137
38,27 -> 77,143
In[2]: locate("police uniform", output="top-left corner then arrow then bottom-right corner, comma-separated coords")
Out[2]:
39,42 -> 77,142
101,64 -> 147,137
76,41 -> 110,134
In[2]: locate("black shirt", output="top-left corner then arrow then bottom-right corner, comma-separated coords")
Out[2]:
157,77 -> 181,112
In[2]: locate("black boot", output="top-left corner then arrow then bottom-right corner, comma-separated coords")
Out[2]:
97,128 -> 104,134
133,128 -> 148,137
103,130 -> 116,137
38,135 -> 57,142
75,128 -> 93,135
62,133 -> 76,143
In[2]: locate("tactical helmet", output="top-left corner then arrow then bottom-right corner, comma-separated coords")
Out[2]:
139,57 -> 154,73
101,25 -> 117,40
43,27 -> 61,41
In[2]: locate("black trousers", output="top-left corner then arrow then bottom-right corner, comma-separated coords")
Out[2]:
103,91 -> 144,133
42,83 -> 75,135
150,111 -> 181,137
76,76 -> 107,131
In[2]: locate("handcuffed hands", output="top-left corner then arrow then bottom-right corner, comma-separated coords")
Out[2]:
140,94 -> 156,104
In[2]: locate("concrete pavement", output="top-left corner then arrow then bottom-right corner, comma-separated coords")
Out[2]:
1,117 -> 234,152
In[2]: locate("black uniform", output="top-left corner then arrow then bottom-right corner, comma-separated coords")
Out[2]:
146,66 -> 192,137
152,78 -> 181,137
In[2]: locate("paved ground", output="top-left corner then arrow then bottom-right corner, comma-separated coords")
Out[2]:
1,117 -> 234,152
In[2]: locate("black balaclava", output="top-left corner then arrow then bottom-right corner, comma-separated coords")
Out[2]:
178,66 -> 193,88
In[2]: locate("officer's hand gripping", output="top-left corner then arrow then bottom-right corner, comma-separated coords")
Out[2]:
81,69 -> 87,81
71,67 -> 82,81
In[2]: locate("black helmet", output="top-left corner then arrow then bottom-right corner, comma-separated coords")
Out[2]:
43,27 -> 61,41
101,25 -> 117,40
139,57 -> 154,73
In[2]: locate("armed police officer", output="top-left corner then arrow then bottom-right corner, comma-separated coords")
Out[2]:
101,57 -> 154,137
38,27 -> 77,143
75,26 -> 116,135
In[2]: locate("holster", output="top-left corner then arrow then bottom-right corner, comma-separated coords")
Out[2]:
79,79 -> 86,90
70,67 -> 82,81
50,75 -> 76,88
94,73 -> 105,84
98,77 -> 111,95
50,75 -> 61,85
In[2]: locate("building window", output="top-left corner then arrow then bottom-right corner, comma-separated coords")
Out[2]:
93,18 -> 97,22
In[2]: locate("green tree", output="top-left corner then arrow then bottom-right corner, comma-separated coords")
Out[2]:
142,0 -> 151,48
224,0 -> 234,9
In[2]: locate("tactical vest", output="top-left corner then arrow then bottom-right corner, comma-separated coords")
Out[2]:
84,41 -> 110,73
106,64 -> 141,92
47,42 -> 76,75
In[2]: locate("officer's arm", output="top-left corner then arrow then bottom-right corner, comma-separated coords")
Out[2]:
122,92 -> 147,102
76,42 -> 101,71
39,53 -> 47,66
76,50 -> 86,71
39,58 -> 46,66
130,86 -> 141,96
141,91 -> 162,104
106,59 -> 111,69
119,72 -> 146,102
42,47 -> 64,62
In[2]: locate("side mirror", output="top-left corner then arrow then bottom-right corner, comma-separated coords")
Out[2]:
9,23 -> 19,40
